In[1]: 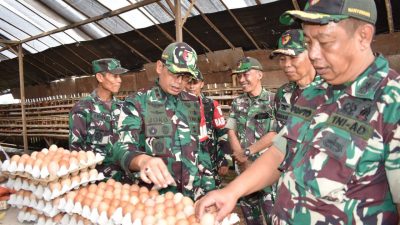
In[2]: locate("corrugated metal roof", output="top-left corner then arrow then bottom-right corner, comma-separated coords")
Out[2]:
0,0 -> 399,91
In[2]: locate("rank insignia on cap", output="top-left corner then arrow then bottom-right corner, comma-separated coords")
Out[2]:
310,0 -> 320,6
282,35 -> 291,45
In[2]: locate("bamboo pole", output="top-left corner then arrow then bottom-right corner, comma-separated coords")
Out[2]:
18,44 -> 28,153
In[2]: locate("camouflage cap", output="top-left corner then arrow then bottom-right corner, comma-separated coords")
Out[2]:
280,0 -> 377,25
92,58 -> 129,75
161,42 -> 199,78
270,29 -> 306,58
232,57 -> 263,74
193,69 -> 204,81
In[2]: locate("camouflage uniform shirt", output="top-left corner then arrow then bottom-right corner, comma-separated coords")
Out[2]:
272,55 -> 400,224
198,94 -> 230,187
274,76 -> 322,133
69,90 -> 130,182
112,85 -> 216,200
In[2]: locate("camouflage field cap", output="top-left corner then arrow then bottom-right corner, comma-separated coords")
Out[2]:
232,57 -> 263,74
92,58 -> 129,75
280,0 -> 377,25
161,42 -> 198,78
270,29 -> 306,58
194,69 -> 204,81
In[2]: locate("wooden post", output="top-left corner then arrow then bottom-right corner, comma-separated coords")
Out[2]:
18,44 -> 28,153
175,0 -> 182,42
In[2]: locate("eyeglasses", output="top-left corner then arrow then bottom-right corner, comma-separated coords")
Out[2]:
162,63 -> 193,82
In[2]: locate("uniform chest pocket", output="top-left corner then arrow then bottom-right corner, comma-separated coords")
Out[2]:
293,126 -> 368,202
254,112 -> 273,134
89,112 -> 112,145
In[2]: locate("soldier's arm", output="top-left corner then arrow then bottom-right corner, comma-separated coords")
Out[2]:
68,106 -> 89,151
246,131 -> 277,155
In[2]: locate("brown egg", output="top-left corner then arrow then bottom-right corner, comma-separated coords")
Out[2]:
149,189 -> 159,198
144,206 -> 155,216
110,199 -> 121,208
66,191 -> 77,201
74,194 -> 84,204
69,157 -> 79,169
98,202 -> 109,213
107,205 -> 117,218
119,200 -> 129,208
104,190 -> 114,200
155,195 -> 165,204
95,188 -> 105,196
182,196 -> 194,206
47,161 -> 59,177
164,191 -> 174,200
187,214 -> 198,223
200,213 -> 215,225
71,150 -> 79,157
58,159 -> 70,170
61,177 -> 72,188
78,187 -> 88,196
25,157 -> 35,169
130,184 -> 140,192
49,181 -> 61,192
114,181 -> 122,191
33,158 -> 43,169
78,151 -> 87,163
164,199 -> 174,208
129,195 -> 139,205
142,215 -> 155,225
90,199 -> 101,211
154,203 -> 165,214
86,192 -> 95,200
123,204 -> 135,216
79,170 -> 89,181
97,182 -> 106,190
19,154 -> 29,164
87,184 -> 97,193
30,152 -> 38,159
144,198 -> 155,207
139,186 -> 149,194
71,174 -> 81,184
131,209 -> 145,221
140,193 -> 150,203
164,207 -> 176,217
135,202 -> 145,210
88,169 -> 98,178
176,219 -> 189,225
175,202 -> 184,212
93,195 -> 103,205
82,197 -> 93,207
106,179 -> 116,186
122,183 -> 130,191
121,193 -> 130,202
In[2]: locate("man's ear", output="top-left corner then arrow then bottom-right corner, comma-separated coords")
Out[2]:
258,71 -> 263,80
156,60 -> 163,74
357,23 -> 374,51
95,73 -> 104,83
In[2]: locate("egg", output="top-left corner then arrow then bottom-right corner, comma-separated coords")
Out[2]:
119,200 -> 129,208
19,154 -> 30,163
131,209 -> 145,221
58,159 -> 70,170
129,195 -> 139,205
135,202 -> 145,210
176,219 -> 189,225
173,192 -> 184,204
46,161 -> 59,177
114,181 -> 123,191
71,150 -> 79,157
107,205 -> 117,218
182,196 -> 194,206
106,179 -> 116,186
104,190 -> 114,200
71,174 -> 81,185
164,199 -> 174,208
36,152 -> 45,159
187,214 -> 198,223
87,184 -> 97,193
142,215 -> 155,225
154,203 -> 165,214
98,202 -> 109,213
97,182 -> 106,190
49,144 -> 58,152
200,213 -> 215,225
86,151 -> 96,163
123,204 -> 135,216
175,202 -> 184,212
69,157 -> 79,170
49,181 -> 61,192
139,193 -> 150,203
164,191 -> 174,200
41,148 -> 49,155
149,189 -> 159,198
130,184 -> 140,192
155,195 -> 165,204
78,151 -> 87,163
164,207 -> 176,217
74,194 -> 84,204
86,192 -> 96,200
183,205 -> 195,217
121,192 -> 130,202
79,170 -> 89,181
66,191 -> 77,201
90,199 -> 101,211
30,151 -> 38,159
25,157 -> 34,170
145,206 -> 155,216
95,187 -> 105,196
110,199 -> 121,208
33,158 -> 43,169
93,195 -> 103,205
78,187 -> 88,196
139,186 -> 149,194
88,169 -> 98,179
61,177 -> 72,188
82,197 -> 93,207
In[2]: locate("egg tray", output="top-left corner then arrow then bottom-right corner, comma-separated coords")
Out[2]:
56,190 -> 240,225
17,206 -> 91,225
9,190 -> 63,218
1,152 -> 104,183
5,169 -> 105,201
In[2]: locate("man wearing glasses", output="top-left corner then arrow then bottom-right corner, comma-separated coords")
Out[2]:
112,42 -> 215,200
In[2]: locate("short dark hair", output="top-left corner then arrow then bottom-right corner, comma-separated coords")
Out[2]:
341,18 -> 375,37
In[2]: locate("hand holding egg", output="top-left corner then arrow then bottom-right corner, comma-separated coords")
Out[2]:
138,156 -> 175,188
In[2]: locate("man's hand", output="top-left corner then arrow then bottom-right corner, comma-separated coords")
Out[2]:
232,149 -> 247,164
137,155 -> 176,188
0,186 -> 15,201
195,188 -> 239,222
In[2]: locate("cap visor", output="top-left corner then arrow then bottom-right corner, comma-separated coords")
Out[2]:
280,10 -> 348,25
270,49 -> 297,58
109,67 -> 129,75
166,64 -> 197,77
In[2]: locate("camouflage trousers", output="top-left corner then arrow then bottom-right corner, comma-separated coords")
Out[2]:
96,163 -> 135,184
239,191 -> 274,225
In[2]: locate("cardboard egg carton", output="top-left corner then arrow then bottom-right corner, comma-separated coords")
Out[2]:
5,168 -> 105,201
1,144 -> 104,182
8,190 -> 62,217
55,181 -> 240,225
17,206 -> 91,225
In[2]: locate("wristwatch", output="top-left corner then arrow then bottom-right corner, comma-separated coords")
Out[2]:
244,148 -> 251,157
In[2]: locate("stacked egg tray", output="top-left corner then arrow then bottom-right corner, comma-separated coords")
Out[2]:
1,144 -> 106,225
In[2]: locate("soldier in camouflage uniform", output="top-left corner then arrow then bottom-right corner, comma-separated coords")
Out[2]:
111,42 -> 216,200
226,57 -> 277,225
195,0 -> 400,224
69,58 -> 132,183
185,71 -> 231,188
270,29 -> 319,133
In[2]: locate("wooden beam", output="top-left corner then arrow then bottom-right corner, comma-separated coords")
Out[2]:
181,0 -> 196,26
175,0 -> 183,41
218,0 -> 260,49
385,0 -> 394,33
18,44 -> 28,152
291,0 -> 300,10
0,39 -> 20,45
164,0 -> 175,14
193,4 -> 235,49
138,8 -> 174,44
157,2 -> 211,52
24,58 -> 59,80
